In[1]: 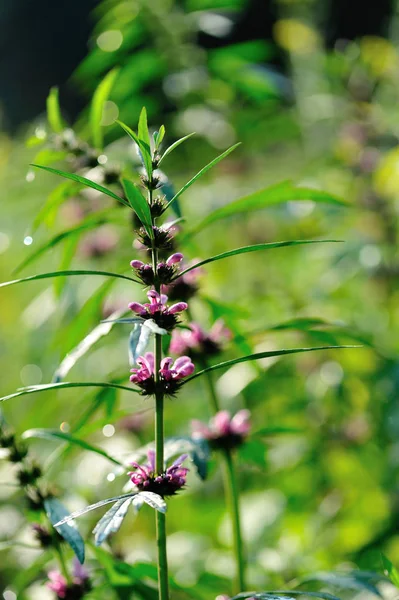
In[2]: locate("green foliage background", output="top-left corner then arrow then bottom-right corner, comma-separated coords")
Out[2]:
0,0 -> 399,597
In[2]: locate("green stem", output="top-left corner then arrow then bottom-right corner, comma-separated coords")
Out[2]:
54,538 -> 71,585
150,180 -> 169,600
201,362 -> 246,592
221,448 -> 246,593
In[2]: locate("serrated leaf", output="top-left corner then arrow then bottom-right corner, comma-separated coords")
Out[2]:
53,308 -> 126,382
137,107 -> 152,178
122,179 -> 153,236
0,381 -> 140,404
46,87 -> 65,133
382,555 -> 399,588
44,498 -> 85,564
32,164 -> 130,207
90,68 -> 119,149
165,142 -> 240,210
0,270 -> 138,289
183,346 -> 360,384
157,132 -> 196,166
175,240 -> 342,280
93,497 -> 133,546
184,180 -> 348,239
23,428 -> 123,466
55,494 -> 137,527
137,491 -> 167,513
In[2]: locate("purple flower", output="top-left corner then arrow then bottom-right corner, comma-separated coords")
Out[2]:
130,352 -> 195,395
192,409 -> 251,450
170,320 -> 231,357
129,290 -> 187,331
129,450 -> 189,496
47,560 -> 90,599
130,253 -> 184,285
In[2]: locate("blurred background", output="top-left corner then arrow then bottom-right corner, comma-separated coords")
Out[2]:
1,0 -> 399,597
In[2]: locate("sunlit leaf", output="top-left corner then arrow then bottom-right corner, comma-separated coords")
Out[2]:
184,180 -> 348,239
46,87 -> 65,133
153,124 -> 165,149
0,382 -> 140,404
90,68 -> 119,149
44,497 -> 85,564
137,107 -> 153,178
175,240 -> 342,280
382,555 -> 399,588
93,497 -> 134,546
231,592 -> 342,600
137,491 -> 167,513
23,428 -> 123,466
54,493 -> 138,526
165,143 -> 241,209
0,270 -> 137,289
184,346 -> 360,384
122,179 -> 153,236
32,164 -> 130,207
157,132 -> 196,166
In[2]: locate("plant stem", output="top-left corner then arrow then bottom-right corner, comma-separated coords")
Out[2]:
150,181 -> 169,600
54,538 -> 71,585
221,448 -> 246,593
201,361 -> 246,592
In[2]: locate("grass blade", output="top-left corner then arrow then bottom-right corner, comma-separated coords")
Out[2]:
0,270 -> 138,289
157,132 -> 196,166
0,382 -> 140,403
137,107 -> 152,177
46,87 -> 65,133
90,68 -> 119,150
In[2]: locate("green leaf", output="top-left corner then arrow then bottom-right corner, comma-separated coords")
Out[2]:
31,164 -> 130,207
122,179 -> 153,236
53,308 -> 127,382
90,68 -> 119,149
298,572 -> 382,596
184,180 -> 348,239
46,87 -> 65,133
44,497 -> 85,564
238,439 -> 267,468
137,107 -> 153,178
382,555 -> 399,588
32,181 -> 80,232
153,125 -> 165,149
175,240 -> 342,280
22,428 -> 123,466
157,132 -> 196,166
165,142 -> 241,209
93,497 -> 134,546
0,381 -> 140,403
184,346 -> 360,384
0,270 -> 137,289
231,592 -> 342,600
253,426 -> 303,436
54,494 -> 138,526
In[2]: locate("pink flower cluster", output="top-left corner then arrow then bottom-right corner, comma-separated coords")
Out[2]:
129,450 -> 189,496
170,320 -> 231,357
47,559 -> 89,599
192,410 -> 251,450
130,352 -> 194,395
129,290 -> 187,331
131,253 -> 184,285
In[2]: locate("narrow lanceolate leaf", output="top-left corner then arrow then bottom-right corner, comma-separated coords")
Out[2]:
31,164 -> 130,208
44,498 -> 85,564
137,491 -> 167,513
153,125 -> 165,150
22,429 -> 123,466
122,179 -> 153,236
157,132 -> 196,166
46,87 -> 65,133
184,180 -> 347,239
0,382 -> 140,403
184,346 -> 360,384
93,497 -> 133,546
54,494 -> 138,527
174,240 -> 342,280
53,309 -> 126,382
0,270 -> 138,289
382,555 -> 399,587
90,68 -> 119,150
165,143 -> 241,209
137,107 -> 153,178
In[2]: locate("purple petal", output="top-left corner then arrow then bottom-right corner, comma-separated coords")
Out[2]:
168,302 -> 188,315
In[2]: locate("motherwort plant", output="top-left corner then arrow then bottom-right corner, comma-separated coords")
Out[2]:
1,106 -> 358,599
